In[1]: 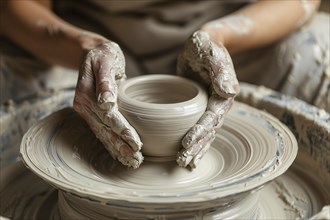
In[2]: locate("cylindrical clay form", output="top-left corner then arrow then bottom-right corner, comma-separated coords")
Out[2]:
118,74 -> 208,158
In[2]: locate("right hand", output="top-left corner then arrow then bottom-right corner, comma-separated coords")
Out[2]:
176,31 -> 239,169
73,42 -> 144,169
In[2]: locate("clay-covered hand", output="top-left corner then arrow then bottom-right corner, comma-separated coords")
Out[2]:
176,31 -> 240,169
73,42 -> 143,169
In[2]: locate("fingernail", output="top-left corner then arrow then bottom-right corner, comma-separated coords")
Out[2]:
233,83 -> 240,94
176,155 -> 191,167
189,152 -> 203,169
182,132 -> 194,148
126,137 -> 143,152
226,82 -> 240,96
119,145 -> 133,157
117,150 -> 144,169
100,91 -> 116,102
189,159 -> 198,169
98,91 -> 116,109
182,124 -> 205,148
121,129 -> 143,151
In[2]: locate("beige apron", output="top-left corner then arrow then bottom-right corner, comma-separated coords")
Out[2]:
54,0 -> 246,76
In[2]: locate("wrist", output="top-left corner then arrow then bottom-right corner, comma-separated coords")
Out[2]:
200,22 -> 227,49
201,16 -> 250,55
68,30 -> 110,69
78,31 -> 109,53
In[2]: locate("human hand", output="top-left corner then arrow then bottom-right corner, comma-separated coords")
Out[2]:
73,42 -> 143,169
176,31 -> 240,169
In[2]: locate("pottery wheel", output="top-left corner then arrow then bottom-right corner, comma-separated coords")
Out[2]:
2,156 -> 328,219
20,102 -> 297,214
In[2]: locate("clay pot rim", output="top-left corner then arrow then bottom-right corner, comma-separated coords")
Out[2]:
118,74 -> 208,114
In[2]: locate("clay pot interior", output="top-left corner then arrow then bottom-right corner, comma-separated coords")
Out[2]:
118,74 -> 208,158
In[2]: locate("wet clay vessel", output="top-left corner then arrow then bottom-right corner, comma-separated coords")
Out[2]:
118,74 -> 208,158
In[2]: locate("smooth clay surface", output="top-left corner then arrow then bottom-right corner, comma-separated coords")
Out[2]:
118,74 -> 208,158
20,102 -> 299,218
1,155 -> 329,219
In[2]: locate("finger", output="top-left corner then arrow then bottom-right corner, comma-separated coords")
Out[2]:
177,130 -> 215,168
179,31 -> 240,98
99,108 -> 143,151
75,90 -> 142,152
181,113 -> 218,149
93,55 -> 118,108
102,42 -> 126,81
89,43 -> 126,108
76,45 -> 142,153
74,97 -> 143,169
182,94 -> 233,149
207,43 -> 240,98
74,95 -> 120,154
103,125 -> 143,169
75,55 -> 95,100
176,31 -> 211,85
188,141 -> 212,169
117,150 -> 144,169
207,92 -> 234,118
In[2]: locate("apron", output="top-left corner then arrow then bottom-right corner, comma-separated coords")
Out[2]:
54,0 -> 246,76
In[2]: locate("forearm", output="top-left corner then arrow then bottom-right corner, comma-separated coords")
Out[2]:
201,0 -> 320,54
0,0 -> 108,69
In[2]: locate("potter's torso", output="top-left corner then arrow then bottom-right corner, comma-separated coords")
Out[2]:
55,0 -> 248,76
0,0 -> 250,102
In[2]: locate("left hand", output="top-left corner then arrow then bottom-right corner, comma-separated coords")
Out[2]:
73,42 -> 143,169
176,31 -> 240,169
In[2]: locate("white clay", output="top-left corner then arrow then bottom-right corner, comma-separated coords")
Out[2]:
74,42 -> 144,169
19,101 -> 299,218
118,74 -> 208,158
204,15 -> 254,35
297,0 -> 316,27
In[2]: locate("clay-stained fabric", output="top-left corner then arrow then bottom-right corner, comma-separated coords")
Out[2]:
1,1 -> 328,112
233,13 -> 330,111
